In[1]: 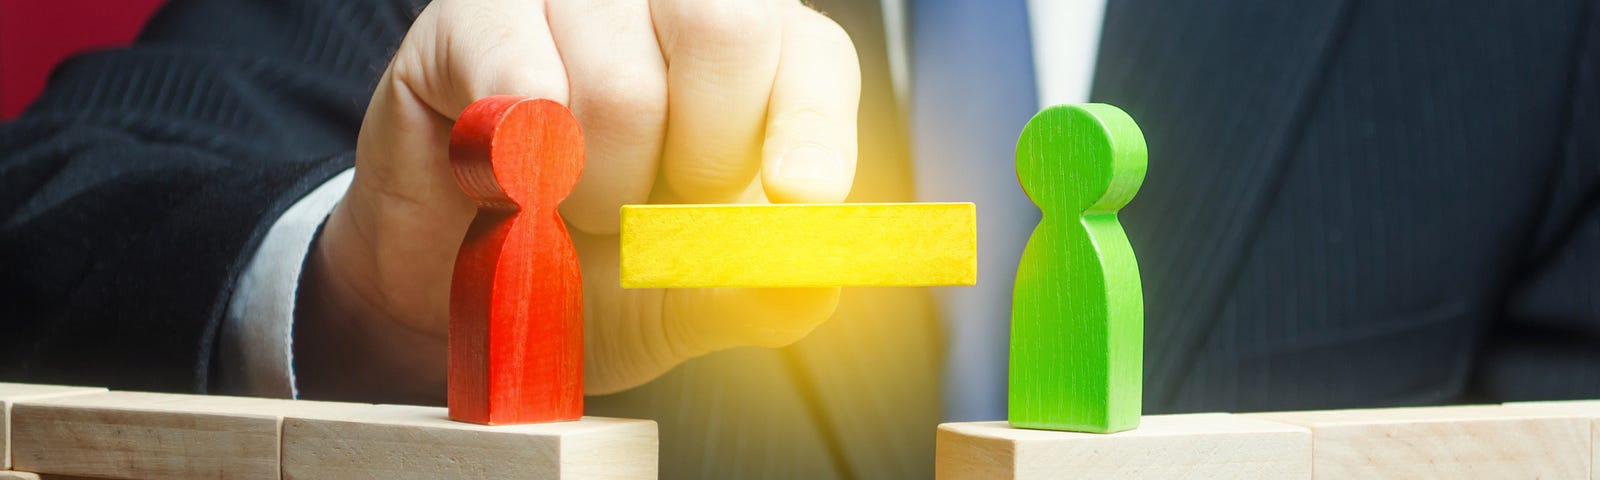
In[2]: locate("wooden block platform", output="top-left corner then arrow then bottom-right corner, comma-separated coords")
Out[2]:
620,203 -> 977,288
936,414 -> 1311,479
1251,405 -> 1590,478
0,472 -> 96,480
1505,400 -> 1600,479
282,404 -> 657,479
9,391 -> 360,479
0,384 -> 658,480
940,403 -> 1600,479
0,384 -> 104,470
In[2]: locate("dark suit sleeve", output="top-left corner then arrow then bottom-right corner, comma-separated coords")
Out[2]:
1472,2 -> 1600,400
0,0 -> 423,393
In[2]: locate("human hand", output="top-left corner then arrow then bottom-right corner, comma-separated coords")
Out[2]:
293,0 -> 861,402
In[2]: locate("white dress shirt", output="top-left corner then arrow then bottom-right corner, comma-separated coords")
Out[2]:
220,169 -> 351,398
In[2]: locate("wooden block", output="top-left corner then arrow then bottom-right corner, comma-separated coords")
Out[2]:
282,404 -> 657,479
1506,400 -> 1600,479
448,96 -> 585,425
1250,405 -> 1590,478
935,414 -> 1310,479
0,383 -> 105,470
9,391 -> 360,480
619,203 -> 976,288
1010,103 -> 1147,433
0,472 -> 98,480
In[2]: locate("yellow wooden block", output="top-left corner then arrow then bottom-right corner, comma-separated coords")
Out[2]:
621,203 -> 977,288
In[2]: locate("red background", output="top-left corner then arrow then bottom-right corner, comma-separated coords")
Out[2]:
0,0 -> 166,119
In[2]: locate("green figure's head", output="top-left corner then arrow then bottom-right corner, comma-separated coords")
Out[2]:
1015,104 -> 1148,215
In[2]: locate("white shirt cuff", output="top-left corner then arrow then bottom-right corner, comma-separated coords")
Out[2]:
221,168 -> 354,398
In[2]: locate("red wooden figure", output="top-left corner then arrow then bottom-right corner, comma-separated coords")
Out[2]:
447,96 -> 584,425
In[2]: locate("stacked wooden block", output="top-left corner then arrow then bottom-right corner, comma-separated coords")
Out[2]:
0,383 -> 657,479
938,401 -> 1600,479
13,380 -> 1600,479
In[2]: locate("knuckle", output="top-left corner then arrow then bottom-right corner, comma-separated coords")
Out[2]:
672,0 -> 776,48
798,8 -> 853,45
498,65 -> 569,102
428,2 -> 566,102
577,67 -> 666,126
769,104 -> 830,132
668,156 -> 760,193
822,27 -> 861,72
792,8 -> 861,70
740,312 -> 829,349
745,328 -> 811,349
388,7 -> 440,84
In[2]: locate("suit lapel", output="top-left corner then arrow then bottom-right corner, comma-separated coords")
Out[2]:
1091,0 -> 1358,409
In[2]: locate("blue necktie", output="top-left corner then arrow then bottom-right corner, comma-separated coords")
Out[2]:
910,0 -> 1041,421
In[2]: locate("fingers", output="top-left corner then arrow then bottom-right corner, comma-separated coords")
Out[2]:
394,0 -> 570,118
358,0 -> 570,206
586,286 -> 842,394
652,0 -> 784,203
761,6 -> 861,203
343,0 -> 572,337
572,231 -> 679,394
575,230 -> 840,395
664,287 -> 843,354
577,2 -> 853,395
548,0 -> 668,234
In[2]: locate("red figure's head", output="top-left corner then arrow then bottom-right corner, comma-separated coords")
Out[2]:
450,96 -> 585,211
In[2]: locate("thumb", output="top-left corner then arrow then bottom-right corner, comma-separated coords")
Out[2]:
392,1 -> 569,121
361,0 -> 569,193
338,0 -> 570,336
664,287 -> 843,357
574,229 -> 841,395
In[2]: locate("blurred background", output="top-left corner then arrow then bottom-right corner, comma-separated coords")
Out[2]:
0,0 -> 165,119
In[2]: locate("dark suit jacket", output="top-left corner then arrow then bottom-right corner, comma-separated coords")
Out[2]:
1094,0 -> 1600,412
0,0 -> 425,391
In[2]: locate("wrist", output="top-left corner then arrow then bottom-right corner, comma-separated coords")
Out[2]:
293,200 -> 448,404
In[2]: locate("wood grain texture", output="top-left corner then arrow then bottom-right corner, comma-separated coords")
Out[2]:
7,392 -> 359,480
0,384 -> 105,471
1010,103 -> 1147,433
282,404 -> 657,479
936,414 -> 1310,479
619,203 -> 976,288
1250,405 -> 1590,478
0,472 -> 98,480
1506,400 -> 1600,479
449,96 -> 585,425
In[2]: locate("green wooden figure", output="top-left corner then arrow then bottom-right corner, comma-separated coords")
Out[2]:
1010,103 -> 1147,433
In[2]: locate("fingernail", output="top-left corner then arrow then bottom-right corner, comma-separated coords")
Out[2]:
776,145 -> 840,182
